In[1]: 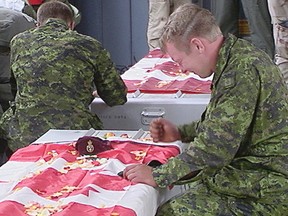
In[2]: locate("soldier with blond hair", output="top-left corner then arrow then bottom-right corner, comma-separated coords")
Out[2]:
124,3 -> 288,215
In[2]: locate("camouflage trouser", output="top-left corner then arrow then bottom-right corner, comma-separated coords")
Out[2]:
268,0 -> 288,86
147,0 -> 191,50
156,181 -> 286,216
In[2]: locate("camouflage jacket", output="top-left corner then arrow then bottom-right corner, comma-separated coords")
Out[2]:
153,34 -> 288,203
0,19 -> 127,151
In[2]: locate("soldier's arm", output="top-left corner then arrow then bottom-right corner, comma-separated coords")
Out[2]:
178,121 -> 199,143
152,68 -> 260,187
93,46 -> 127,107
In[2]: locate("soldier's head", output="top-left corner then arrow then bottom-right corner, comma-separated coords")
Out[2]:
37,1 -> 75,29
160,3 -> 222,53
159,3 -> 223,79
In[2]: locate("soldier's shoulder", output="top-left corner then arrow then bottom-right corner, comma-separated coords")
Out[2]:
73,32 -> 102,48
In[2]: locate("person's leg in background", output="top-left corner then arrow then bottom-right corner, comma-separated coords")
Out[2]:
212,0 -> 239,36
147,0 -> 191,50
147,0 -> 170,50
267,0 -> 288,86
241,0 -> 275,59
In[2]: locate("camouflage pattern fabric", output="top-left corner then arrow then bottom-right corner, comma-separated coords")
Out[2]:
157,180 -> 287,216
0,19 -> 127,151
153,34 -> 288,215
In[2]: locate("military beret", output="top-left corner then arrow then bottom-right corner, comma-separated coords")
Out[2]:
75,136 -> 113,155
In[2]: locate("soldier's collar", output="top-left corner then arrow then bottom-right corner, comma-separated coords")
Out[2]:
212,34 -> 238,88
43,18 -> 69,29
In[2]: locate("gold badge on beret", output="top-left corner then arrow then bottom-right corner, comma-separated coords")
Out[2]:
86,140 -> 95,153
75,136 -> 113,155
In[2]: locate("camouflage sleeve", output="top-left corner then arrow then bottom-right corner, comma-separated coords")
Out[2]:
93,46 -> 127,107
153,68 -> 260,188
178,121 -> 199,143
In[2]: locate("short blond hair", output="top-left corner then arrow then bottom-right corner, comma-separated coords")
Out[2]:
37,0 -> 73,26
160,3 -> 222,53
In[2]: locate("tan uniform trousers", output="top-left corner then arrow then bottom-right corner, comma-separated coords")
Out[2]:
268,0 -> 288,85
147,0 -> 191,50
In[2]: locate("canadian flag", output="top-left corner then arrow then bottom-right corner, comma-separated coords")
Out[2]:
0,141 -> 180,216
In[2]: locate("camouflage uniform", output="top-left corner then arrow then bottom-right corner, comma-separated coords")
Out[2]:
154,34 -> 288,215
147,0 -> 191,50
268,0 -> 288,86
0,19 -> 127,151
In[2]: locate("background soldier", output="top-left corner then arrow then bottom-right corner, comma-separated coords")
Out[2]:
0,1 -> 127,157
0,8 -> 36,115
0,7 -> 36,166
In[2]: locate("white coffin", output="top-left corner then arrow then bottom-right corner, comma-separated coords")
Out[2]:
90,91 -> 210,130
90,49 -> 212,130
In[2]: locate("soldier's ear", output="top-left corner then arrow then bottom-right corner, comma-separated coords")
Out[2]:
190,38 -> 205,54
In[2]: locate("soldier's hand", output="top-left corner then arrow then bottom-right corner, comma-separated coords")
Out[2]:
123,164 -> 157,187
149,118 -> 181,143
